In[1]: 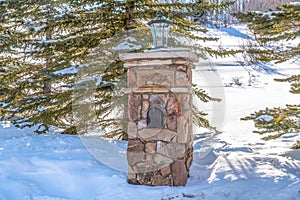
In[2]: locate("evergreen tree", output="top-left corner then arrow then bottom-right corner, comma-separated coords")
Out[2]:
0,0 -> 233,138
238,3 -> 300,149
235,3 -> 300,63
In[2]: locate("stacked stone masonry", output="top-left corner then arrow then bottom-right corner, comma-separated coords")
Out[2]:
120,50 -> 197,186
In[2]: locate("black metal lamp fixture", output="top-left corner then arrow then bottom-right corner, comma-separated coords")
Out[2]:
147,10 -> 173,49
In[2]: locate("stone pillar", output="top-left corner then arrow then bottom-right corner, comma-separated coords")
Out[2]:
120,50 -> 198,186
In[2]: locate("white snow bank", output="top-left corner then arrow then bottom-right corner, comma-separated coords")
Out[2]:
291,2 -> 300,6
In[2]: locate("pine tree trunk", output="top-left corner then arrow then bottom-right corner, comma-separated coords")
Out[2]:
43,23 -> 51,96
125,0 -> 136,31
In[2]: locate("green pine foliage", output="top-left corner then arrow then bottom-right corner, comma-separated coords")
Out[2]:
0,0 -> 233,138
292,140 -> 300,149
235,3 -> 300,63
239,3 -> 300,148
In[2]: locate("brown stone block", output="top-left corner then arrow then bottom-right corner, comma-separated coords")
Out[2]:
175,71 -> 188,87
177,65 -> 187,72
153,153 -> 174,166
177,94 -> 191,112
128,94 -> 141,122
157,94 -> 168,104
141,100 -> 149,119
124,88 -> 133,94
127,151 -> 145,166
159,129 -> 177,142
144,154 -> 155,166
142,94 -> 149,99
177,111 -> 192,143
134,87 -> 152,93
171,160 -> 188,186
173,59 -> 189,65
177,116 -> 185,133
138,128 -> 161,140
170,87 -> 190,94
161,165 -> 171,177
166,115 -> 177,131
157,142 -> 186,159
128,68 -> 137,87
187,62 -> 196,69
128,172 -> 137,180
138,128 -> 176,143
123,60 -> 172,68
128,122 -> 137,139
152,87 -> 169,93
127,139 -> 144,152
137,172 -> 154,185
151,174 -> 171,186
137,70 -> 174,87
145,142 -> 157,154
184,146 -> 193,166
149,94 -> 166,108
187,68 -> 192,85
166,93 -> 182,116
177,130 -> 188,144
138,119 -> 147,129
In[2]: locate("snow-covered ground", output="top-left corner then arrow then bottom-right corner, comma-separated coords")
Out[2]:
0,25 -> 300,200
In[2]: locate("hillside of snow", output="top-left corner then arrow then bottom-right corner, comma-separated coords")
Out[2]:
0,25 -> 300,200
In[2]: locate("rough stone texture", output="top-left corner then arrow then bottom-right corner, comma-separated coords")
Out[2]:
128,122 -> 137,139
142,94 -> 149,99
152,87 -> 170,93
171,160 -> 188,186
133,162 -> 150,174
128,94 -> 141,122
138,129 -> 176,142
137,172 -> 155,185
177,65 -> 187,72
158,129 -> 177,142
177,131 -> 188,144
176,116 -> 186,143
128,172 -> 137,180
123,50 -> 195,186
156,142 -> 186,159
170,87 -> 190,93
127,139 -> 145,152
166,93 -> 182,116
161,165 -> 171,177
151,174 -> 171,186
137,70 -> 174,87
145,142 -> 157,154
166,115 -> 177,131
185,147 -> 193,170
187,68 -> 192,85
141,100 -> 149,119
177,94 -> 191,112
125,59 -> 173,67
134,88 -> 152,93
174,59 -> 189,65
175,71 -> 188,87
144,154 -> 154,165
137,119 -> 147,129
149,94 -> 166,108
124,88 -> 133,94
127,68 -> 137,87
153,153 -> 173,165
138,128 -> 161,140
157,94 -> 168,104
127,151 -> 145,166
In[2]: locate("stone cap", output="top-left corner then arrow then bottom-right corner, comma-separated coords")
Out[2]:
124,87 -> 192,94
119,50 -> 199,63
